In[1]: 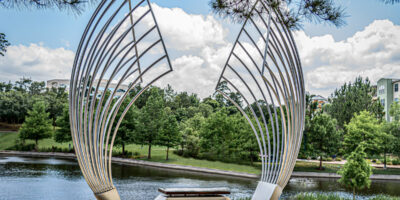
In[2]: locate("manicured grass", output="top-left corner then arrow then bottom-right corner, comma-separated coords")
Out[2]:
0,132 -> 19,150
0,131 -> 72,150
1,132 -> 400,176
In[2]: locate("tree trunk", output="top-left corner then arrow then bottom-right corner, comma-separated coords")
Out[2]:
166,146 -> 169,160
148,143 -> 152,159
35,138 -> 38,151
384,150 -> 387,170
122,143 -> 126,156
353,187 -> 355,200
319,155 -> 323,170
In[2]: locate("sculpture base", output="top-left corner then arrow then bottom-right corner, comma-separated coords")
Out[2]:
95,188 -> 121,200
251,182 -> 282,200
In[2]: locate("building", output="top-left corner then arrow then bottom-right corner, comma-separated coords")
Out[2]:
377,78 -> 400,121
311,95 -> 329,109
47,79 -> 129,98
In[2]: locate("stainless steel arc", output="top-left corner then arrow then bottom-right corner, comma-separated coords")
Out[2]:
216,0 -> 305,199
69,0 -> 172,199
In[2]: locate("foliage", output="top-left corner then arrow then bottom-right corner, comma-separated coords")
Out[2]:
199,109 -> 258,163
210,0 -> 345,30
289,193 -> 400,200
328,77 -> 384,129
157,107 -> 180,160
0,78 -> 67,125
308,113 -> 340,170
0,33 -> 10,56
389,101 -> 400,121
44,87 -> 68,128
137,88 -> 166,159
290,193 -> 347,200
113,97 -> 140,156
338,144 -> 372,200
343,110 -> 384,156
19,101 -> 53,149
54,104 -> 72,143
0,0 -> 98,14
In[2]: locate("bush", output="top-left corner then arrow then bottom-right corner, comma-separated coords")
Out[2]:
335,157 -> 342,161
392,159 -> 400,165
370,195 -> 400,200
288,193 -> 400,200
289,193 -> 347,200
376,160 -> 382,164
327,157 -> 333,161
14,143 -> 36,151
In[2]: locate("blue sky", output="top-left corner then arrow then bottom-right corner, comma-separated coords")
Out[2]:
1,0 -> 399,49
1,0 -> 400,97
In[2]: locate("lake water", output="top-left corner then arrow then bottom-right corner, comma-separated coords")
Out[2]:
0,156 -> 399,200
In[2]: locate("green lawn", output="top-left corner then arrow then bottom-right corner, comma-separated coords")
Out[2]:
1,131 -> 400,176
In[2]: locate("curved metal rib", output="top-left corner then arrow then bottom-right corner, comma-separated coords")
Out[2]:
216,0 -> 305,199
69,0 -> 172,199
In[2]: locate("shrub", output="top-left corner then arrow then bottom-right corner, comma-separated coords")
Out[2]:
370,195 -> 400,200
392,159 -> 400,165
376,160 -> 382,164
290,193 -> 347,200
335,157 -> 342,161
327,157 -> 333,161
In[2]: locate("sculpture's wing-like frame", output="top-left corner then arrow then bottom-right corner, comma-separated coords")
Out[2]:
216,0 -> 305,199
69,0 -> 172,199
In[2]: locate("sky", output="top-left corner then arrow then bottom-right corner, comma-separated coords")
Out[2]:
0,0 -> 400,98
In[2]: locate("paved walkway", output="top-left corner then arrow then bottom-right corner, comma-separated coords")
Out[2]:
297,159 -> 400,169
1,151 -> 400,181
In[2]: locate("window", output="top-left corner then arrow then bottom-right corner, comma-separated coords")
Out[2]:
379,85 -> 385,95
395,84 -> 399,92
381,99 -> 385,107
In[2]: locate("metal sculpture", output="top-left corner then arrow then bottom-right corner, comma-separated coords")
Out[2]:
70,0 -> 304,199
69,0 -> 172,199
215,0 -> 305,199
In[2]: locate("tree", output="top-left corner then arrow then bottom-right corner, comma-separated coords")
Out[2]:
338,144 -> 372,200
0,33 -> 10,56
0,0 -> 96,14
343,110 -> 384,156
300,93 -> 319,157
138,88 -> 166,159
210,0 -> 346,30
389,101 -> 400,121
158,108 -> 180,160
381,122 -> 396,169
308,113 -> 340,170
114,101 -> 140,156
54,104 -> 72,144
44,87 -> 68,128
19,101 -> 53,150
388,101 -> 400,157
328,77 -> 384,129
179,113 -> 204,158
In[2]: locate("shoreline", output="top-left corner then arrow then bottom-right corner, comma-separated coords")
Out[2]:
1,150 -> 400,181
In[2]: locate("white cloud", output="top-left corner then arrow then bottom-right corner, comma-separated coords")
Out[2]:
0,43 -> 74,82
294,20 -> 400,97
150,4 -> 228,51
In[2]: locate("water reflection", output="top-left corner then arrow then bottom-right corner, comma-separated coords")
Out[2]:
0,156 -> 399,200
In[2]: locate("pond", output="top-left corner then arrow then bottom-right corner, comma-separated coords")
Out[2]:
0,156 -> 399,200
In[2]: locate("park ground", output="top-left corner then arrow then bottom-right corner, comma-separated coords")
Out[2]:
1,131 -> 400,176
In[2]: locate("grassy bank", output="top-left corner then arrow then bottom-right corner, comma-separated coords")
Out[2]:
1,132 -> 400,176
